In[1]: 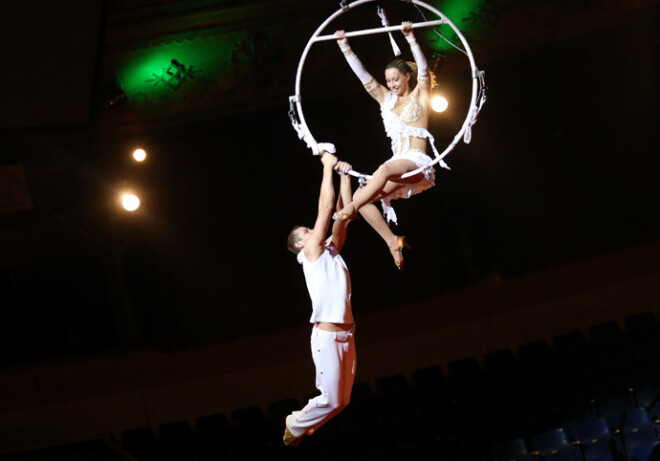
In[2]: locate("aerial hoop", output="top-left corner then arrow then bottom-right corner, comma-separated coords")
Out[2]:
288,0 -> 486,180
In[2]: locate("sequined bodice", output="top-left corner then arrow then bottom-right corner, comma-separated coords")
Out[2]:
397,94 -> 423,123
381,92 -> 431,155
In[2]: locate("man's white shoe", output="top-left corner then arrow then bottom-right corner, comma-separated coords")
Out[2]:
283,414 -> 306,447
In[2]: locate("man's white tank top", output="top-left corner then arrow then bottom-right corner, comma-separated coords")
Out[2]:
297,243 -> 354,324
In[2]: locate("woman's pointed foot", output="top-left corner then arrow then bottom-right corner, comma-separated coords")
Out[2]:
388,236 -> 412,271
333,204 -> 357,222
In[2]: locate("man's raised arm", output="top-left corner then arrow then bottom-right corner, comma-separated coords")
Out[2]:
304,152 -> 338,261
330,161 -> 353,253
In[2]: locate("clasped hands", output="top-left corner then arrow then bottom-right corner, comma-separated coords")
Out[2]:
320,153 -> 351,176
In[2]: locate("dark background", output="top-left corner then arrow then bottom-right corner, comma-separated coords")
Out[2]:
0,0 -> 657,365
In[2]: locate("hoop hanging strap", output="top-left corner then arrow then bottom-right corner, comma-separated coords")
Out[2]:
377,6 -> 401,56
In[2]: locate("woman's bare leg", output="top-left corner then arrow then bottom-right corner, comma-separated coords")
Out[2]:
359,204 -> 397,244
357,184 -> 414,270
335,159 -> 421,220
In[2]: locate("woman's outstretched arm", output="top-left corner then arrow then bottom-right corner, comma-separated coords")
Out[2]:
401,21 -> 430,92
335,30 -> 388,104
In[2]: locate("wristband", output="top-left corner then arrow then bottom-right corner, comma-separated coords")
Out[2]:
339,43 -> 351,52
405,35 -> 417,45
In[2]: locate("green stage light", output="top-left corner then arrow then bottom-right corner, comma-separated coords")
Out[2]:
114,33 -> 241,111
422,0 -> 499,53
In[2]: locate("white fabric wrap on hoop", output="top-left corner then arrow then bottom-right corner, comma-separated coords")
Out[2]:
463,105 -> 478,144
313,142 -> 336,155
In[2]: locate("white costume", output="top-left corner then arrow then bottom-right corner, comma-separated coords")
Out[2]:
378,90 -> 441,224
340,31 -> 449,225
287,243 -> 356,439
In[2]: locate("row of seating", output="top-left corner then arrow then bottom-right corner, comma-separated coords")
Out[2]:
488,311 -> 660,461
414,311 -> 660,443
113,312 -> 660,461
493,395 -> 660,461
6,309 -> 659,460
117,385 -> 660,461
114,309 -> 660,460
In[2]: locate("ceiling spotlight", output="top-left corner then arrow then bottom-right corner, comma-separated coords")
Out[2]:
103,86 -> 127,111
121,193 -> 140,212
431,95 -> 449,113
133,148 -> 147,162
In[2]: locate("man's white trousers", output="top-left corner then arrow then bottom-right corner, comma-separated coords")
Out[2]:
286,326 -> 356,437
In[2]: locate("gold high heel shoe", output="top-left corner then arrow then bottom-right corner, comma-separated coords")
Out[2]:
333,204 -> 357,222
389,236 -> 412,271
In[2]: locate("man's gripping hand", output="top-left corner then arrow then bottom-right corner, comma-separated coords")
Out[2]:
334,161 -> 352,176
321,152 -> 338,168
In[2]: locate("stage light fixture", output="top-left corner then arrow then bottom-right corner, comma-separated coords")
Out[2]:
132,148 -> 147,162
121,193 -> 140,212
431,94 -> 448,113
103,86 -> 127,110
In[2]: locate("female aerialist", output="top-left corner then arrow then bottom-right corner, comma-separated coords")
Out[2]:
334,21 -> 437,270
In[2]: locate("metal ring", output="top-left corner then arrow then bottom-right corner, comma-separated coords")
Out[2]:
290,0 -> 482,179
